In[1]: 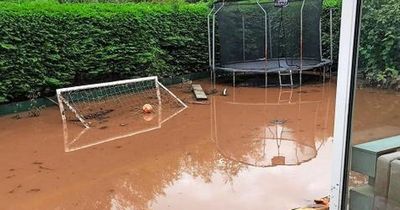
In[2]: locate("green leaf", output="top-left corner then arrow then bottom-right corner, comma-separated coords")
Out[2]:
0,43 -> 17,50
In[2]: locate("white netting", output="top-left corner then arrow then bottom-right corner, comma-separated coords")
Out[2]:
57,77 -> 187,152
60,79 -> 159,127
274,0 -> 289,7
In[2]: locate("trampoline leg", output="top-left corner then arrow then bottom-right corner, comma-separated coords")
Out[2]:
213,70 -> 217,89
290,70 -> 293,87
210,69 -> 213,88
323,66 -> 326,83
232,71 -> 236,87
265,72 -> 268,88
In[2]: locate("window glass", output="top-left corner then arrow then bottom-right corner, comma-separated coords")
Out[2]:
347,0 -> 400,209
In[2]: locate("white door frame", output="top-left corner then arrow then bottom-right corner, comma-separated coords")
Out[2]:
330,0 -> 363,209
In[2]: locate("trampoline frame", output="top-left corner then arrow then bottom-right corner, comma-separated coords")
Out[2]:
208,0 -> 334,88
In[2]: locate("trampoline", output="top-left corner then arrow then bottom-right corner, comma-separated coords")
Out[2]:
208,0 -> 333,87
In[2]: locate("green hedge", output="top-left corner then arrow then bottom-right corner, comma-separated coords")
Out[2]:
323,0 -> 340,8
359,0 -> 400,88
0,2 -> 209,103
0,1 -> 343,104
321,8 -> 340,68
322,0 -> 400,88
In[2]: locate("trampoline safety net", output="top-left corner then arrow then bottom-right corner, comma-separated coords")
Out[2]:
211,0 -> 324,73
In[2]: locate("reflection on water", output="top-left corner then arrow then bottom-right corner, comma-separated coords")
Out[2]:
0,81 -> 336,210
352,88 -> 400,144
212,86 -> 331,167
348,88 -> 400,190
104,83 -> 335,210
62,86 -> 187,152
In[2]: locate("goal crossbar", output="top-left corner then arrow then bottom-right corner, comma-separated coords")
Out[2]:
56,76 -> 187,129
56,76 -> 158,93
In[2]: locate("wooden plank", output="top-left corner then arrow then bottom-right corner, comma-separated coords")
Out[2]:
192,84 -> 208,100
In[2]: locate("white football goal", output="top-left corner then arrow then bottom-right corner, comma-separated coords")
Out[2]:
56,76 -> 188,152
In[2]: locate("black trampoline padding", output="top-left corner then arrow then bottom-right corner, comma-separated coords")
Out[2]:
212,0 -> 328,74
216,58 -> 332,73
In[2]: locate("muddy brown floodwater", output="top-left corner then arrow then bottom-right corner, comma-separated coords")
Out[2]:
0,79 -> 396,210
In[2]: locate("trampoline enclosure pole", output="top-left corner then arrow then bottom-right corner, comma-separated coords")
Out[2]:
212,3 -> 225,89
269,14 -> 273,58
242,15 -> 245,62
212,11 -> 216,89
208,6 -> 215,85
320,18 -> 323,61
320,13 -> 324,81
300,0 -> 306,86
330,8 -> 333,61
256,0 -> 268,87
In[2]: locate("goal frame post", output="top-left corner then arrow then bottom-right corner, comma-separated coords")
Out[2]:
56,76 -> 163,128
56,76 -> 188,152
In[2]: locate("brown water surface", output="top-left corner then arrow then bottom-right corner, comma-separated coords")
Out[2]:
352,88 -> 400,144
1,80 -> 338,210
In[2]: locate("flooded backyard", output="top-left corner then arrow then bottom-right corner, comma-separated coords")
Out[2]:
0,79 -> 398,210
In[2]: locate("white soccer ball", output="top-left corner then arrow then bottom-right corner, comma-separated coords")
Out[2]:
142,104 -> 153,113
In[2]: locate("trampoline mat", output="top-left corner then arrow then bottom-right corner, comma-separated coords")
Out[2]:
218,58 -> 332,73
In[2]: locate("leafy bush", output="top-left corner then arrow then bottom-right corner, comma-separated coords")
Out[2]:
0,0 -> 344,104
359,0 -> 400,88
322,0 -> 341,8
321,8 -> 340,68
0,2 -> 209,103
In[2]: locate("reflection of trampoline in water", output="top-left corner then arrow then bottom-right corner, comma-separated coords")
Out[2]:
211,88 -> 328,167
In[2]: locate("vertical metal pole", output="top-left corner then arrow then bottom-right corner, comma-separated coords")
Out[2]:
257,0 -> 268,87
212,3 -> 225,90
208,6 -> 215,86
320,15 -> 325,82
320,17 -> 323,61
269,13 -> 273,58
266,14 -> 269,87
212,11 -> 216,90
233,71 -> 236,87
242,15 -> 246,62
300,0 -> 306,86
330,8 -> 334,78
330,8 -> 334,62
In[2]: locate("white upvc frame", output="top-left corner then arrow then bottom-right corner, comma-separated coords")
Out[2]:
330,0 -> 362,209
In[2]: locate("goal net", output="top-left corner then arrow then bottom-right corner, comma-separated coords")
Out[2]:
56,76 -> 187,152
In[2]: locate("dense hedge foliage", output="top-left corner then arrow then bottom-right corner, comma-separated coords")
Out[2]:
321,8 -> 340,68
322,0 -> 340,8
0,2 -> 209,103
0,0 -> 342,7
321,0 -> 400,88
359,0 -> 400,88
3,0 -> 397,104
